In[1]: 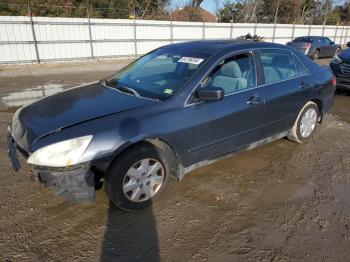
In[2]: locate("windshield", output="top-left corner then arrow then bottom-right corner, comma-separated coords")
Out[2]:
106,48 -> 209,100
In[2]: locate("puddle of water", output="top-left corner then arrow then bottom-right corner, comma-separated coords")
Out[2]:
256,181 -> 316,208
332,94 -> 350,123
190,141 -> 285,177
0,84 -> 65,109
0,82 -> 91,110
0,106 -> 21,113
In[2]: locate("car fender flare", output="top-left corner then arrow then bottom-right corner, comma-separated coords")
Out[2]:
294,99 -> 323,125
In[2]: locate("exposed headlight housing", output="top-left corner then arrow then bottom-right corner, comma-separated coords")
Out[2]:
27,135 -> 93,167
331,54 -> 342,64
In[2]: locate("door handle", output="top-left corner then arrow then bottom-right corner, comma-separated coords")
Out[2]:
246,95 -> 263,105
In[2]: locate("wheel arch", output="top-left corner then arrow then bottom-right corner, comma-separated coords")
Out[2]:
106,137 -> 181,180
310,98 -> 323,123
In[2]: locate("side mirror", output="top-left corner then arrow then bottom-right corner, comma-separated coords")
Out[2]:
330,41 -> 335,45
197,87 -> 224,101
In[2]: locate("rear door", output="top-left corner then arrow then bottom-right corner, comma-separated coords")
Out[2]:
258,49 -> 311,138
180,52 -> 265,165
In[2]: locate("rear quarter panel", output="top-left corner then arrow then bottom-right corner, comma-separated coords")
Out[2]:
291,49 -> 335,114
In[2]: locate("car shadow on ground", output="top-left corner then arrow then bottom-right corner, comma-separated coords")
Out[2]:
100,202 -> 160,262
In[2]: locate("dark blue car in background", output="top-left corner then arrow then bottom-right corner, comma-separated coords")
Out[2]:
287,36 -> 341,60
7,40 -> 336,210
330,47 -> 350,89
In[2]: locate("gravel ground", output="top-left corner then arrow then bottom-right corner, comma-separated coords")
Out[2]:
0,58 -> 350,262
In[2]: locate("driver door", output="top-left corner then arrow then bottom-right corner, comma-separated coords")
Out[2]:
180,52 -> 265,165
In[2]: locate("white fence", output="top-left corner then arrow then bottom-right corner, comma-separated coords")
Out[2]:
1,15 -> 350,64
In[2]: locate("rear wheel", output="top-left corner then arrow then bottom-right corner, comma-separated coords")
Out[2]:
288,101 -> 319,143
312,49 -> 320,60
105,143 -> 170,211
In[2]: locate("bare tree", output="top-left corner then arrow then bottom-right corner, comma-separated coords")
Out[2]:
322,0 -> 332,25
273,0 -> 281,24
249,0 -> 259,22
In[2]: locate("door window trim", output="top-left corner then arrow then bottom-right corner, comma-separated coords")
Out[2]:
184,47 -> 311,107
293,54 -> 311,76
204,52 -> 258,95
185,49 -> 258,106
258,48 -> 300,85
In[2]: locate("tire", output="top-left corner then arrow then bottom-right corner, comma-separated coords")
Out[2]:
105,142 -> 171,211
312,49 -> 320,60
287,101 -> 320,143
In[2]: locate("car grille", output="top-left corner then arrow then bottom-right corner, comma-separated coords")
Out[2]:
340,63 -> 350,75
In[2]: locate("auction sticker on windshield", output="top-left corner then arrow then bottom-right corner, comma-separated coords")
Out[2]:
178,57 -> 204,65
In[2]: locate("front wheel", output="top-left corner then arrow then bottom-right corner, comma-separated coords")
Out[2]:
105,143 -> 170,211
288,101 -> 319,143
312,49 -> 320,60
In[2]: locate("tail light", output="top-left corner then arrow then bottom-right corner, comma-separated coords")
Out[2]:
306,43 -> 311,49
331,76 -> 337,87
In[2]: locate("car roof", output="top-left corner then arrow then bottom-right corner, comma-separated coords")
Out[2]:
160,40 -> 282,56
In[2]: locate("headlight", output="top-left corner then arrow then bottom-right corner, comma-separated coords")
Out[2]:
27,135 -> 93,167
331,54 -> 342,64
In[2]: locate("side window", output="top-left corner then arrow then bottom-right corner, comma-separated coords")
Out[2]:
204,53 -> 256,95
260,50 -> 297,84
323,38 -> 332,45
294,55 -> 309,76
313,38 -> 322,44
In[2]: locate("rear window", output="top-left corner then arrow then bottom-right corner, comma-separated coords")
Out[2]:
293,37 -> 312,43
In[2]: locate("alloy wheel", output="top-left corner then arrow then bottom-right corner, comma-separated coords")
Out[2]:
122,158 -> 165,202
300,108 -> 317,138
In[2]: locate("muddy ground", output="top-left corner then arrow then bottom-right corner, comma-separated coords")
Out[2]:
0,58 -> 350,262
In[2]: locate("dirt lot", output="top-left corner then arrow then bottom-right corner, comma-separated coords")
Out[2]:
1,58 -> 350,262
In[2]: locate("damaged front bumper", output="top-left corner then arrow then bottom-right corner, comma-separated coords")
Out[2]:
34,164 -> 95,203
7,132 -> 96,203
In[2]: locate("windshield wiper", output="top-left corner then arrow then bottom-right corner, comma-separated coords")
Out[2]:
115,86 -> 141,98
103,80 -> 160,101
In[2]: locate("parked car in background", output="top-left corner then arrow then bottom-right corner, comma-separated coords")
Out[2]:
7,40 -> 336,211
330,47 -> 350,89
287,36 -> 341,60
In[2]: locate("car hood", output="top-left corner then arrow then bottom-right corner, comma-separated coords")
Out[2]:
11,82 -> 157,152
339,48 -> 350,63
